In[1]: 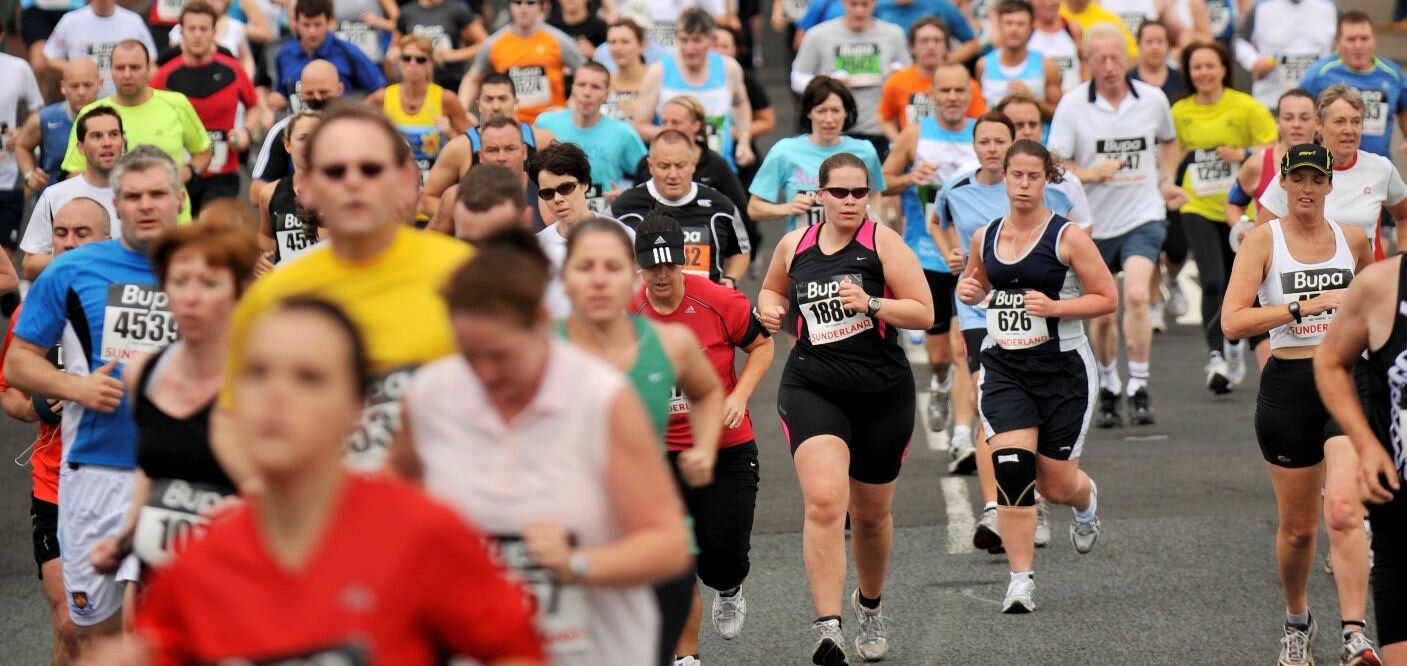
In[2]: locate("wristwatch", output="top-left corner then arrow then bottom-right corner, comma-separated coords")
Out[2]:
568,550 -> 590,581
1288,300 -> 1303,324
866,297 -> 882,317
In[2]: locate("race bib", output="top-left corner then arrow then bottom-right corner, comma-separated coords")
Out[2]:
509,66 -> 551,108
803,202 -> 825,227
101,284 -> 177,362
344,365 -> 417,469
1207,0 -> 1231,36
34,0 -> 74,9
207,129 -> 230,173
1280,267 -> 1352,339
649,21 -> 677,48
1052,56 -> 1080,91
155,0 -> 185,23
1361,88 -> 1389,136
487,535 -> 589,654
603,91 -> 636,121
410,24 -> 452,50
274,213 -> 315,264
680,227 -> 713,277
1277,53 -> 1319,91
1187,148 -> 1234,196
583,183 -> 611,216
703,116 -> 727,153
90,43 -> 117,79
336,20 -> 381,59
668,384 -> 689,415
986,289 -> 1050,350
1095,136 -> 1150,186
797,274 -> 872,345
415,158 -> 432,186
131,478 -> 233,567
833,43 -> 883,88
1117,12 -> 1146,37
904,92 -> 936,125
970,0 -> 994,37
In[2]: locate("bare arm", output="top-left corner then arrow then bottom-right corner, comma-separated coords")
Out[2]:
1042,58 -> 1063,113
723,253 -> 749,284
880,126 -> 928,195
385,399 -> 424,482
1043,224 -> 1118,319
756,228 -> 804,333
632,64 -> 665,141
726,59 -> 753,165
16,114 -> 45,193
748,192 -> 811,222
443,92 -> 474,134
21,254 -> 53,281
1389,197 -> 1407,253
956,226 -> 992,304
420,137 -> 469,219
1220,224 -> 1317,340
751,106 -> 776,137
5,339 -> 123,411
867,226 -> 935,330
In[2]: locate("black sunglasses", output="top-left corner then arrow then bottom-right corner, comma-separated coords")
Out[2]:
318,161 -> 389,180
510,0 -> 539,4
400,54 -> 429,63
821,187 -> 870,200
537,181 -> 583,200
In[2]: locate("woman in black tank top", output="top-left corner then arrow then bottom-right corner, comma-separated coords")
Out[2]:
89,222 -> 261,574
756,153 -> 933,665
257,111 -> 322,270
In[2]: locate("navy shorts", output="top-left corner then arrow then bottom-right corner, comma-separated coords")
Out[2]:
979,344 -> 1097,461
1095,219 -> 1168,273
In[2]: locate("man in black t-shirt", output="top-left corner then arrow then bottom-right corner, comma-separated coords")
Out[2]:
394,0 -> 486,91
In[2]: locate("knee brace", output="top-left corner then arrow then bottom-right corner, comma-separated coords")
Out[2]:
992,448 -> 1037,507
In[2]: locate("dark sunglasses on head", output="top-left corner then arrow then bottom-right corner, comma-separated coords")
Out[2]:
821,187 -> 870,200
537,181 -> 583,200
400,54 -> 430,63
318,161 -> 389,180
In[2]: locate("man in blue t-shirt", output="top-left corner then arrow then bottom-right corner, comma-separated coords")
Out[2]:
1299,10 -> 1407,159
534,61 -> 648,215
269,0 -> 386,111
4,144 -> 180,641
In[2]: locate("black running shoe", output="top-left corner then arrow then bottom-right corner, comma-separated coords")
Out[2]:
1096,389 -> 1122,428
1130,387 -> 1155,425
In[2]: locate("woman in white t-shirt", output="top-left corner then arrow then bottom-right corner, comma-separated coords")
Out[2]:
1257,84 -> 1407,261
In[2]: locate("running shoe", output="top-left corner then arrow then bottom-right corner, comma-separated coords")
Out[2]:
905,329 -> 925,346
927,376 -> 951,432
1279,618 -> 1317,666
1096,389 -> 1123,428
1342,630 -> 1382,666
973,507 -> 1003,553
1205,351 -> 1232,395
850,589 -> 889,662
1150,302 -> 1167,333
1225,340 -> 1248,385
1070,482 -> 1100,554
675,656 -> 702,666
1034,499 -> 1051,548
1166,277 -> 1189,317
811,618 -> 848,665
1129,387 -> 1155,425
1001,575 -> 1035,614
947,432 -> 976,475
712,588 -> 747,639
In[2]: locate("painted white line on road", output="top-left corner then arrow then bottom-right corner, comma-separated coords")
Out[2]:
959,586 -> 1001,607
943,477 -> 975,555
1123,435 -> 1169,442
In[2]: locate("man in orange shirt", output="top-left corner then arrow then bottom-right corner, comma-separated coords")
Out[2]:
879,17 -> 986,142
458,0 -> 585,123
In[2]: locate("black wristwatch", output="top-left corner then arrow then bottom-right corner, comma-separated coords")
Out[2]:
866,296 -> 882,316
1288,300 -> 1303,323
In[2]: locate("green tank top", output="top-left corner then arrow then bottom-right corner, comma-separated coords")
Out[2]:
555,317 -> 675,440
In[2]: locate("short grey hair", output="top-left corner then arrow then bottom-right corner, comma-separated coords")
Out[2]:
1083,21 -> 1129,58
1317,83 -> 1365,120
111,145 -> 181,197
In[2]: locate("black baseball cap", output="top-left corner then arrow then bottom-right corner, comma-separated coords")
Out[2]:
1280,143 -> 1333,178
635,229 -> 686,268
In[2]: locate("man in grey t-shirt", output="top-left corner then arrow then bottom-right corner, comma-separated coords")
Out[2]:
396,0 -> 486,92
791,0 -> 909,153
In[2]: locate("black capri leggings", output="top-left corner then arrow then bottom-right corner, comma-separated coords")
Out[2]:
1163,209 -> 1189,264
1369,492 -> 1407,647
667,441 -> 760,592
1181,211 -> 1236,353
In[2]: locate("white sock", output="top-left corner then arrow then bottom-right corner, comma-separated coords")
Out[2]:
1074,482 -> 1098,522
953,424 -> 972,443
1099,363 -> 1122,395
1010,570 -> 1034,582
984,501 -> 997,512
1126,361 -> 1149,395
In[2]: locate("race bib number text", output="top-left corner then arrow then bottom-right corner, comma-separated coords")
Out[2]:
509,66 -> 551,107
1095,136 -> 1150,186
1188,148 -> 1234,196
487,535 -> 589,654
797,274 -> 871,345
986,289 -> 1051,350
344,365 -> 417,469
131,478 -> 232,567
101,284 -> 177,361
1280,268 -> 1352,339
833,43 -> 882,88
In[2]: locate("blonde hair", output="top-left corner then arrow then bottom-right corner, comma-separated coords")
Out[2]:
1316,83 -> 1365,120
397,34 -> 435,55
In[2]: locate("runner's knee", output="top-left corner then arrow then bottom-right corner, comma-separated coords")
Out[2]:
992,448 -> 1037,507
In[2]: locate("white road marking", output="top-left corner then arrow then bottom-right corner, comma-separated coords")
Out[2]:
959,586 -> 1001,606
1123,435 -> 1169,442
942,476 -> 975,555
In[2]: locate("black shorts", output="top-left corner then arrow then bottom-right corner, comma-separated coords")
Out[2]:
0,189 -> 22,249
187,172 -> 242,215
923,270 -> 955,335
778,377 -> 914,484
21,8 -> 68,46
1368,490 -> 1407,647
30,494 -> 59,577
961,328 -> 986,373
1254,357 -> 1369,468
978,344 -> 1096,461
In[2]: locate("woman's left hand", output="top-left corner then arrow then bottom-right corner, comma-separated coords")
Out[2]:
522,520 -> 575,579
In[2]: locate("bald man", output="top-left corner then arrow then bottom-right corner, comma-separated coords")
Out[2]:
18,59 -> 102,196
248,59 -> 344,204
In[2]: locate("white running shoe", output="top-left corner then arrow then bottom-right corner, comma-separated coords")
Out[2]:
810,618 -> 847,665
1166,278 -> 1189,317
1225,340 -> 1247,385
1342,630 -> 1383,666
1205,350 -> 1232,395
947,434 -> 976,475
674,656 -> 702,666
905,329 -> 925,346
927,376 -> 951,432
1001,575 -> 1035,614
973,507 -> 1002,553
711,588 -> 747,639
1278,618 -> 1317,666
1070,481 -> 1100,554
1034,499 -> 1051,548
850,589 -> 889,662
1150,302 -> 1167,333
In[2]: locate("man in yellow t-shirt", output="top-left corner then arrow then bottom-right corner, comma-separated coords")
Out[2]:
61,40 -> 211,222
1060,0 -> 1139,58
217,106 -> 472,480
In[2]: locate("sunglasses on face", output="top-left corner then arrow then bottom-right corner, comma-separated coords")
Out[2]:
537,181 -> 584,200
510,0 -> 539,5
821,187 -> 870,200
318,161 -> 389,180
401,54 -> 429,63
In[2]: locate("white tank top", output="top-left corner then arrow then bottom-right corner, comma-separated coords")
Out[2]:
1256,219 -> 1355,349
1027,24 -> 1081,92
406,340 -> 659,665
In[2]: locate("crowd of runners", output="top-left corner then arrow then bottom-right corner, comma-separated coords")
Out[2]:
1,0 -> 1406,663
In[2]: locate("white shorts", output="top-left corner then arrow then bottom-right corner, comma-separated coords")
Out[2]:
58,463 -> 140,626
